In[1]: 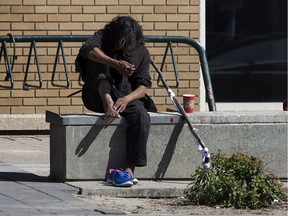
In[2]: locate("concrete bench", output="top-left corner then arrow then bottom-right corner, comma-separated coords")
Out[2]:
46,110 -> 287,182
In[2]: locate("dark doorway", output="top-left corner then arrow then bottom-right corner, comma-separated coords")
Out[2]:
206,0 -> 287,102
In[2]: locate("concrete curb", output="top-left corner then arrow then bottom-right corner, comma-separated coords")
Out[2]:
68,180 -> 190,198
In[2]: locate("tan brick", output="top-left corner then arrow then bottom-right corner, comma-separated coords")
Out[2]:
0,6 -> 10,13
60,105 -> 83,114
68,73 -> 79,81
189,63 -> 200,72
36,89 -> 59,97
179,22 -> 199,30
150,96 -> 165,104
119,0 -> 141,5
11,73 -> 25,82
172,47 -> 190,55
141,22 -> 153,30
47,97 -> 71,105
29,56 -> 52,65
131,6 -> 153,14
35,106 -> 59,114
167,0 -> 189,5
71,0 -> 94,5
155,6 -> 177,14
47,0 -> 70,5
143,0 -> 165,5
178,55 -> 199,63
71,97 -> 83,105
35,22 -> 59,31
179,6 -> 199,14
83,22 -> 105,31
189,30 -> 200,38
48,14 -> 71,22
132,14 -> 142,21
154,88 -> 170,96
23,98 -> 46,105
2,81 -> 22,89
0,14 -> 23,22
107,6 -> 130,14
47,30 -> 71,35
12,22 -> 35,30
0,23 -> 10,30
191,0 -> 200,5
94,0 -> 117,5
167,64 -> 190,72
35,6 -> 58,13
0,107 -> 10,114
179,71 -> 200,80
23,0 -> 46,5
95,14 -> 116,22
60,23 -> 82,30
0,0 -> 22,5
71,81 -> 83,89
0,98 -> 22,106
189,80 -> 200,88
82,6 -> 105,14
71,14 -> 94,22
155,22 -> 177,30
24,14 -> 47,22
59,89 -> 81,97
11,106 -> 34,114
190,14 -> 200,21
167,14 -> 189,22
167,30 -> 190,37
11,6 -> 34,13
59,6 -> 82,14
0,90 -> 11,97
143,14 -> 166,22
179,80 -> 190,87
178,88 -> 199,96
12,88 -> 36,98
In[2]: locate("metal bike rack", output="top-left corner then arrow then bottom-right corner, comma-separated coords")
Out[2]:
0,34 -> 216,111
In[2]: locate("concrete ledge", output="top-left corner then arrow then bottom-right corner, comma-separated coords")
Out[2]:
46,111 -> 287,181
0,114 -> 48,131
46,110 -> 287,125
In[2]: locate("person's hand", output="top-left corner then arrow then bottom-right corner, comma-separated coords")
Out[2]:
116,60 -> 135,77
113,96 -> 130,113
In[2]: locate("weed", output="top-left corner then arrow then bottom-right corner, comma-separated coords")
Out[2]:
185,152 -> 286,209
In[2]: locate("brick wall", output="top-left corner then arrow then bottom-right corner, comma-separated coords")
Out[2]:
0,0 -> 202,114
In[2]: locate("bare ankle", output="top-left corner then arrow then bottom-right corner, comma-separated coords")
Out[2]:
125,165 -> 135,177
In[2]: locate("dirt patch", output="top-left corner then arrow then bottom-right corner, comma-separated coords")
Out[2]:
75,194 -> 287,215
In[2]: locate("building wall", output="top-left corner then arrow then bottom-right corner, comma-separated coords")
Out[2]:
0,0 -> 202,114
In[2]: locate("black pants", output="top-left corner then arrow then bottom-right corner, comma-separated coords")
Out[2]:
82,62 -> 150,167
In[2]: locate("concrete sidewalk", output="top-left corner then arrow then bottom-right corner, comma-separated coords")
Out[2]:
0,135 -> 286,216
0,135 -> 127,215
0,135 -> 190,215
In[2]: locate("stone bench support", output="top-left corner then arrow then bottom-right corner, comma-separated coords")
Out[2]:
46,111 -> 287,182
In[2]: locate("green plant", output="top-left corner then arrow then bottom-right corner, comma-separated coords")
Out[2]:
185,152 -> 286,209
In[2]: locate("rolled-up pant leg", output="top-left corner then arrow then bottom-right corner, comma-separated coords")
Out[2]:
121,100 -> 150,167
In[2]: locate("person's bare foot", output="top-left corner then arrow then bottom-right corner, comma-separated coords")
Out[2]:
103,93 -> 120,118
98,80 -> 120,118
104,106 -> 120,118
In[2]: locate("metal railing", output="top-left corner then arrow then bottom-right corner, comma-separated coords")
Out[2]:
0,34 -> 216,111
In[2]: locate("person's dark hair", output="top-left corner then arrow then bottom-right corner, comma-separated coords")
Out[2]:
103,16 -> 144,62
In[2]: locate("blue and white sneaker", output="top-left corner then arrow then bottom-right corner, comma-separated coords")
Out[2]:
108,169 -> 133,187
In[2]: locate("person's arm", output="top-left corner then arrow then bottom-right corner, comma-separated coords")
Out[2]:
87,47 -> 135,77
113,85 -> 147,113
